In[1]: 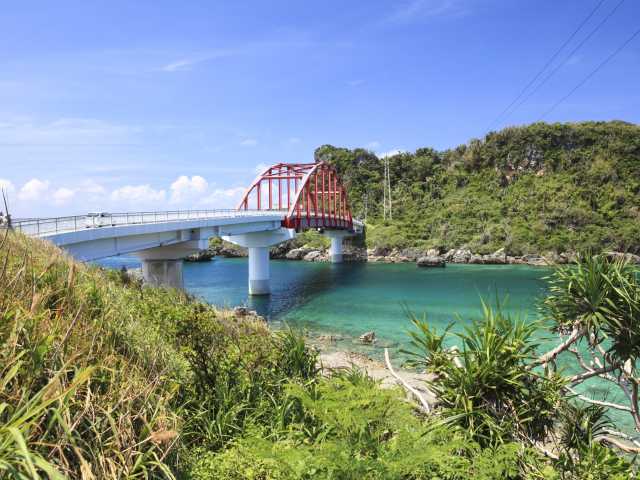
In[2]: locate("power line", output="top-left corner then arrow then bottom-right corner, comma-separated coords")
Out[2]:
539,26 -> 640,120
504,0 -> 626,122
486,0 -> 606,132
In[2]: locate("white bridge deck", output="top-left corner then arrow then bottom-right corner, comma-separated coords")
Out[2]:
7,209 -> 362,294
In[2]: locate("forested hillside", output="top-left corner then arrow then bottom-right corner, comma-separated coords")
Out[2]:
317,121 -> 640,256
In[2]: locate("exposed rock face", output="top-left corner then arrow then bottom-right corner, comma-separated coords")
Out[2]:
371,246 -> 392,257
359,331 -> 376,344
395,248 -> 424,261
605,251 -> 640,264
303,250 -> 325,262
208,237 -> 632,267
286,248 -> 313,260
211,242 -> 247,258
468,254 -> 484,264
450,249 -> 472,263
184,250 -> 215,262
270,240 -> 298,259
521,254 -> 547,266
484,248 -> 507,264
416,256 -> 445,268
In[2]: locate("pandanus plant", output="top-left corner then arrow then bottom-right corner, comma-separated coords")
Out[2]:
403,253 -> 640,455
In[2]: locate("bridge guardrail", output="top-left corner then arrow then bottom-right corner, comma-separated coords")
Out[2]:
7,209 -> 284,237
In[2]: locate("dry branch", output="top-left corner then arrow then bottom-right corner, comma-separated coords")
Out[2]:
569,364 -> 619,384
384,348 -> 431,413
528,327 -> 583,370
565,386 -> 632,412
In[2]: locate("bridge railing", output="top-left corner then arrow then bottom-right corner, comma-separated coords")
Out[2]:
8,209 -> 280,237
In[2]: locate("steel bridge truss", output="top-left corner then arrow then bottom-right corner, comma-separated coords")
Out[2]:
237,162 -> 353,231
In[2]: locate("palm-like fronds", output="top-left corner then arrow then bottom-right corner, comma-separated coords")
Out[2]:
558,402 -> 614,451
543,253 -> 640,363
427,302 -> 564,446
400,310 -> 454,375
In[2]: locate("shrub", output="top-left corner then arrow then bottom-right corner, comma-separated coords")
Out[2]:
405,301 -> 565,447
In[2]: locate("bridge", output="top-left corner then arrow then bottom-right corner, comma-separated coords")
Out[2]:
8,161 -> 363,295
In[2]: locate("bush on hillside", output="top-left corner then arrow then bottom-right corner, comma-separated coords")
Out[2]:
318,121 -> 640,255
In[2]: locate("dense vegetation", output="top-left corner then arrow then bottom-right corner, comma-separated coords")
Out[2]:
1,230 -> 637,478
317,121 -> 640,255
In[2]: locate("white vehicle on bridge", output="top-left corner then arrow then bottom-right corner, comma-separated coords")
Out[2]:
85,212 -> 113,228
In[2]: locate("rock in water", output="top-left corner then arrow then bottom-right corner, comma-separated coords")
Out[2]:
303,250 -> 324,262
416,256 -> 445,268
286,248 -> 311,260
184,250 -> 214,262
359,331 -> 376,344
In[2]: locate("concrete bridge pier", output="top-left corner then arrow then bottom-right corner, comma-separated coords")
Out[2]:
134,239 -> 208,289
247,247 -> 270,295
140,259 -> 184,289
223,228 -> 295,295
324,230 -> 350,263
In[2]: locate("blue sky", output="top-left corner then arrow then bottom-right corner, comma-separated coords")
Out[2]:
1,0 -> 639,216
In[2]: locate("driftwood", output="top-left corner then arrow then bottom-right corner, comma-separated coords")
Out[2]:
384,348 -> 431,413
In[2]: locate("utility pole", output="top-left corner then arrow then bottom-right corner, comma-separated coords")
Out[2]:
382,161 -> 387,221
1,188 -> 11,229
363,192 -> 368,223
382,157 -> 392,221
387,158 -> 392,221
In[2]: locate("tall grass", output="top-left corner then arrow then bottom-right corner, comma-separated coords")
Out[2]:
0,231 -> 323,478
0,232 -> 184,478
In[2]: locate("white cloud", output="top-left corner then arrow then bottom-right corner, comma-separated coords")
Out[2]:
240,138 -> 258,147
286,137 -> 301,145
77,179 -> 106,195
198,187 -> 246,209
110,184 -> 166,204
0,117 -> 139,146
0,178 -> 15,193
161,49 -> 238,72
365,141 -> 381,150
18,178 -> 50,201
7,174 -> 252,216
378,149 -> 405,158
386,0 -> 469,23
169,175 -> 208,204
52,187 -> 75,205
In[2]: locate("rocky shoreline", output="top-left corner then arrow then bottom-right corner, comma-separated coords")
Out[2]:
190,240 -> 640,267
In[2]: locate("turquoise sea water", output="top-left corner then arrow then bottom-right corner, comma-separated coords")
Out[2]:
98,256 -> 551,357
97,255 -> 631,430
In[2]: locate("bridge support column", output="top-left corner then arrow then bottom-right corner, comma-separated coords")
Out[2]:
324,230 -> 350,263
141,259 -> 184,289
329,236 -> 343,263
248,247 -> 270,295
222,227 -> 295,296
134,239 -> 208,290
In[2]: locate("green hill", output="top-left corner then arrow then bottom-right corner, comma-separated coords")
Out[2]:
317,121 -> 640,256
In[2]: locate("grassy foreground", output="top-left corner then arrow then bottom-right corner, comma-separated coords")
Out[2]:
0,230 -> 635,479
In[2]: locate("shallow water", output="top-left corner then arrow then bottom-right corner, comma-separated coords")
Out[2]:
96,255 -> 632,430
98,256 -> 550,356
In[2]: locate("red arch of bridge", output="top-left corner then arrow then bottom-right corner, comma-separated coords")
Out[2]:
237,162 -> 353,231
